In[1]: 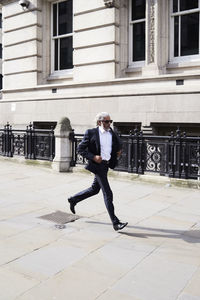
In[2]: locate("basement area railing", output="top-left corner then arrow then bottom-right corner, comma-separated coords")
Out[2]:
0,123 -> 55,161
70,129 -> 200,180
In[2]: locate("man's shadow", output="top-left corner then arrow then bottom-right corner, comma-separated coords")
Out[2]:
86,221 -> 200,244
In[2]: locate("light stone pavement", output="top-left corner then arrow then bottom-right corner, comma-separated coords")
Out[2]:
0,159 -> 200,300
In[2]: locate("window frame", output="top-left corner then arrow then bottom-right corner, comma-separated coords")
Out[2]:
51,0 -> 73,76
129,0 -> 146,68
170,0 -> 200,63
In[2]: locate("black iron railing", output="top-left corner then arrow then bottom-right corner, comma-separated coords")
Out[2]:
69,132 -> 88,166
0,123 -> 55,161
69,129 -> 200,180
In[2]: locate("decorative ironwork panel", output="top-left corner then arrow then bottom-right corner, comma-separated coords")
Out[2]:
145,143 -> 161,172
13,133 -> 25,156
76,138 -> 88,165
35,134 -> 54,161
115,136 -> 129,172
187,141 -> 200,179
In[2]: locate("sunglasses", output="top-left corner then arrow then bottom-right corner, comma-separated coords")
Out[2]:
102,120 -> 113,124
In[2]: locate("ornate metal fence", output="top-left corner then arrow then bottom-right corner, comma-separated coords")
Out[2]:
70,129 -> 200,180
69,132 -> 88,166
0,123 -> 55,161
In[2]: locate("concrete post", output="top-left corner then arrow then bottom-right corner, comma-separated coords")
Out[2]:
52,117 -> 73,172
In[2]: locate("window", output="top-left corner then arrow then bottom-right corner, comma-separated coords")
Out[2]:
170,0 -> 200,60
51,0 -> 73,73
129,0 -> 146,66
114,122 -> 141,134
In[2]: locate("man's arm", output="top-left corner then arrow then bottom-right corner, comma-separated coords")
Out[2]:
78,129 -> 102,163
77,130 -> 95,160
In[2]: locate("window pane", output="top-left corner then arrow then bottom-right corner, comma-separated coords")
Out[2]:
60,37 -> 73,69
173,0 -> 178,13
181,13 -> 199,56
174,16 -> 179,56
180,0 -> 198,11
53,4 -> 57,37
58,0 -> 73,35
132,0 -> 145,21
132,22 -> 145,61
54,39 -> 58,71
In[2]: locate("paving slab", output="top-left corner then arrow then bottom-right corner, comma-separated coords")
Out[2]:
111,255 -> 197,300
0,266 -> 39,300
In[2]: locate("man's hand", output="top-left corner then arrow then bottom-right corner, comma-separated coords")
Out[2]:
117,150 -> 122,157
93,155 -> 102,164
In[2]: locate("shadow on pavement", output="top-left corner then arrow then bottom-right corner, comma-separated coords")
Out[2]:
86,221 -> 200,243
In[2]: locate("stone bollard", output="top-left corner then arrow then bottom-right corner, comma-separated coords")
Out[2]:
52,117 -> 73,172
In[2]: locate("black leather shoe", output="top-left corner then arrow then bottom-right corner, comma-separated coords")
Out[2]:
113,221 -> 128,231
68,198 -> 76,214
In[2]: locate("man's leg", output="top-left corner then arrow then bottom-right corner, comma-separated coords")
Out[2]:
69,176 -> 100,204
95,166 -> 119,225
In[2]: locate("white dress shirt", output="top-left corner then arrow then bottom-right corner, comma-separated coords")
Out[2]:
98,126 -> 112,161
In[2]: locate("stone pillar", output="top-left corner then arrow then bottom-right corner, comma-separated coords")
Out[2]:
52,117 -> 73,172
143,0 -> 168,76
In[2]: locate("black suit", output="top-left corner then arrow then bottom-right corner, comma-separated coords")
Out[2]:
70,127 -> 122,225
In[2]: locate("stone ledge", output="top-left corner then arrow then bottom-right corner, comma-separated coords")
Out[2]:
0,157 -> 199,189
72,165 -> 200,189
0,156 -> 52,168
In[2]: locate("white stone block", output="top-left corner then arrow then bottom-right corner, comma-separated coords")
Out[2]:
74,26 -> 115,48
74,62 -> 115,82
74,0 -> 103,14
4,57 -> 41,74
74,9 -> 115,31
4,41 -> 41,60
4,72 -> 38,89
4,26 -> 40,46
74,44 -> 115,65
4,11 -> 37,32
2,2 -> 19,18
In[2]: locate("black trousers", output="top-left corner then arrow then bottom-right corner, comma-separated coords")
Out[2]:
70,163 -> 119,224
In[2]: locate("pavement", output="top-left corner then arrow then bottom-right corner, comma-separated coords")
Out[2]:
0,159 -> 200,300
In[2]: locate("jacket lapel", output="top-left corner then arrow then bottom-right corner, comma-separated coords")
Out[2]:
110,128 -> 115,148
95,127 -> 101,155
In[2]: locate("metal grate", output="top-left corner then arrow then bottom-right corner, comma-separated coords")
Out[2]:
38,211 -> 80,224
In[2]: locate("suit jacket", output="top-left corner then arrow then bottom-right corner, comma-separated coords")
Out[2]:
77,127 -> 122,173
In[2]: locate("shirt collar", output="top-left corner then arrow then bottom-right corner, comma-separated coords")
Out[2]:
98,126 -> 111,134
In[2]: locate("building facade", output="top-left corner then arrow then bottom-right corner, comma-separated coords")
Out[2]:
0,5 -> 2,92
1,0 -> 200,135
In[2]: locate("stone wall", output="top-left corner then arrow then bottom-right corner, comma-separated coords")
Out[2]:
0,0 -> 200,134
